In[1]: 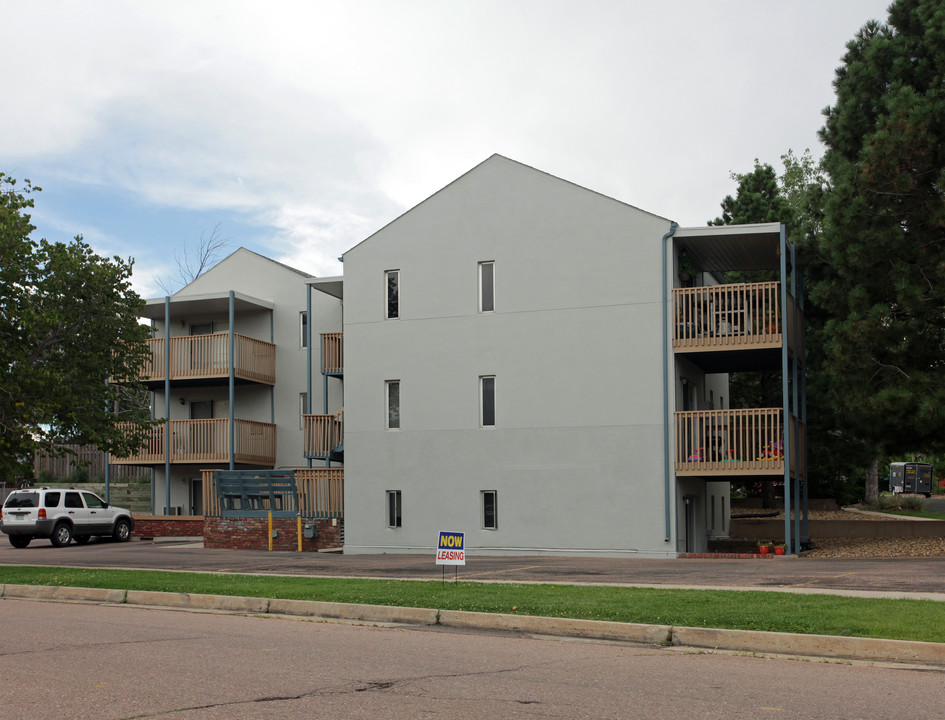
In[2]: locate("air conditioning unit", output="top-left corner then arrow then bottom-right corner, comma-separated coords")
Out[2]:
164,506 -> 183,516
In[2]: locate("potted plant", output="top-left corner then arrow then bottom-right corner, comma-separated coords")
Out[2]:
757,540 -> 772,555
773,543 -> 786,555
678,254 -> 696,283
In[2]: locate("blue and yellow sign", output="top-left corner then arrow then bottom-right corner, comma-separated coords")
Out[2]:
436,531 -> 465,565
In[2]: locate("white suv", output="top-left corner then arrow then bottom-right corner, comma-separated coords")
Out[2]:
1,488 -> 134,548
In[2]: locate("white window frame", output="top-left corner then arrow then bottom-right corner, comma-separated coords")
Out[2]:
386,269 -> 400,320
478,260 -> 495,313
481,490 -> 497,530
386,490 -> 402,528
386,380 -> 400,430
480,375 -> 495,428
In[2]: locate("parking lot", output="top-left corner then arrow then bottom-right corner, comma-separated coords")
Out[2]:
3,537 -> 945,596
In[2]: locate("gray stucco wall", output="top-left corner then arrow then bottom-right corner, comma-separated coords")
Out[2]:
342,156 -> 678,556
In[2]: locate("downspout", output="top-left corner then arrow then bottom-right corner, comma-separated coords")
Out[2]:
229,291 -> 235,471
661,221 -> 679,544
164,296 -> 171,515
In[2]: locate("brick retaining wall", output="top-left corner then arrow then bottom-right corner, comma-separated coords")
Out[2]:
203,517 -> 342,552
132,515 -> 204,538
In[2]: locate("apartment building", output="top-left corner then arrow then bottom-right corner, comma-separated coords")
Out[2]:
336,155 -> 805,557
112,248 -> 342,517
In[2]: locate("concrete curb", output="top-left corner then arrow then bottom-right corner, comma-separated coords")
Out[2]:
4,583 -> 944,667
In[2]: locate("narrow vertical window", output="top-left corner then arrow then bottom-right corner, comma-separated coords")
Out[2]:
300,311 -> 308,348
482,490 -> 497,529
387,490 -> 402,528
386,380 -> 400,430
480,375 -> 495,427
479,261 -> 495,312
386,270 -> 400,319
299,392 -> 308,430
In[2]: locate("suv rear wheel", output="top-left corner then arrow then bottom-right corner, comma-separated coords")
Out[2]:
50,522 -> 72,547
9,535 -> 31,548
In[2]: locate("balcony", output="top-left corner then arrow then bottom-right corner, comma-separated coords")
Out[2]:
303,409 -> 344,461
675,408 -> 805,479
112,419 -> 276,466
140,333 -> 276,386
321,332 -> 343,376
673,282 -> 802,357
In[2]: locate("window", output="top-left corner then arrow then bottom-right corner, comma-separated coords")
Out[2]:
299,392 -> 308,429
386,270 -> 400,319
83,492 -> 106,509
482,490 -> 497,529
479,261 -> 495,312
480,375 -> 495,427
386,490 -> 402,528
386,380 -> 400,429
300,311 -> 308,348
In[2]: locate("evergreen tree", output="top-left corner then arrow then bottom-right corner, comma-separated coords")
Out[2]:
814,0 -> 945,502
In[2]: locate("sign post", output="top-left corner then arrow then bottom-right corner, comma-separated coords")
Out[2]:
435,530 -> 465,582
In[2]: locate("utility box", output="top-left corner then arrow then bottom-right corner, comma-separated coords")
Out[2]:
889,462 -> 933,497
303,523 -> 317,539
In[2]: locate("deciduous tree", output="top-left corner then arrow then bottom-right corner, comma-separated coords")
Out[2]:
0,174 -> 152,481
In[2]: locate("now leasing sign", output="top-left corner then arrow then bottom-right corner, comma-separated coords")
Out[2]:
436,531 -> 466,565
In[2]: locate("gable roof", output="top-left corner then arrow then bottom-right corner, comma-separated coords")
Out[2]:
342,154 -> 671,259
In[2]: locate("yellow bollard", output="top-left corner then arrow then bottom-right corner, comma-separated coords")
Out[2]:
268,511 -> 273,552
297,515 -> 302,552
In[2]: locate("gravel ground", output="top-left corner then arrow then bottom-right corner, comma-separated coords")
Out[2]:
773,508 -> 945,558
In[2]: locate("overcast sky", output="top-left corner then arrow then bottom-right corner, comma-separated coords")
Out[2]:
3,0 -> 892,297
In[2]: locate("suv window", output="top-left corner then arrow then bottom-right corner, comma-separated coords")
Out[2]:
83,492 -> 106,509
4,493 -> 38,508
44,492 -> 61,507
64,492 -> 84,509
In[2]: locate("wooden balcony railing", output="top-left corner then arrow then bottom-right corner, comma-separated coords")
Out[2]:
675,408 -> 805,479
140,333 -> 276,384
303,409 -> 344,459
201,467 -> 343,519
112,419 -> 276,466
321,332 -> 343,375
674,282 -> 799,352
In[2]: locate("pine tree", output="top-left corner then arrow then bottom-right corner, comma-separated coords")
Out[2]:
815,0 -> 945,502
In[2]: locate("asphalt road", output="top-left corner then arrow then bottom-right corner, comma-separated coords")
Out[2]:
2,599 -> 943,720
3,537 -> 945,595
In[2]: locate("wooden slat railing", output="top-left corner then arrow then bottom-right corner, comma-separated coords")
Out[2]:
202,467 -> 343,519
321,332 -> 343,375
303,409 -> 344,459
111,419 -> 275,466
673,282 -> 788,350
140,334 -> 275,384
296,468 -> 344,518
675,408 -> 803,477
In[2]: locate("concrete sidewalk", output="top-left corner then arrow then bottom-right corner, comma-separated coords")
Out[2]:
3,582 -> 944,668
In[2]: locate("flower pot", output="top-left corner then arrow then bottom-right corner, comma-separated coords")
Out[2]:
758,545 -> 770,555
774,545 -> 785,555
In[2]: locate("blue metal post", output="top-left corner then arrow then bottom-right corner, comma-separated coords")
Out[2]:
780,226 -> 792,554
661,221 -> 679,545
164,297 -> 171,515
229,291 -> 235,471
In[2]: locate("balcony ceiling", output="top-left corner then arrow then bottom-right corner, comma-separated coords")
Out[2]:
675,223 -> 783,273
140,291 -> 274,320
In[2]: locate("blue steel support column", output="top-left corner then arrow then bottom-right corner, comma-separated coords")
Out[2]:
104,379 -> 110,504
791,243 -> 801,553
164,296 -> 171,516
229,291 -> 235,471
780,226 -> 792,554
800,272 -> 809,541
661,221 -> 679,545
270,309 -> 275,423
306,286 -> 313,469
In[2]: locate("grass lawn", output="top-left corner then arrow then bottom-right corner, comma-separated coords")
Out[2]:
1,565 -> 943,643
